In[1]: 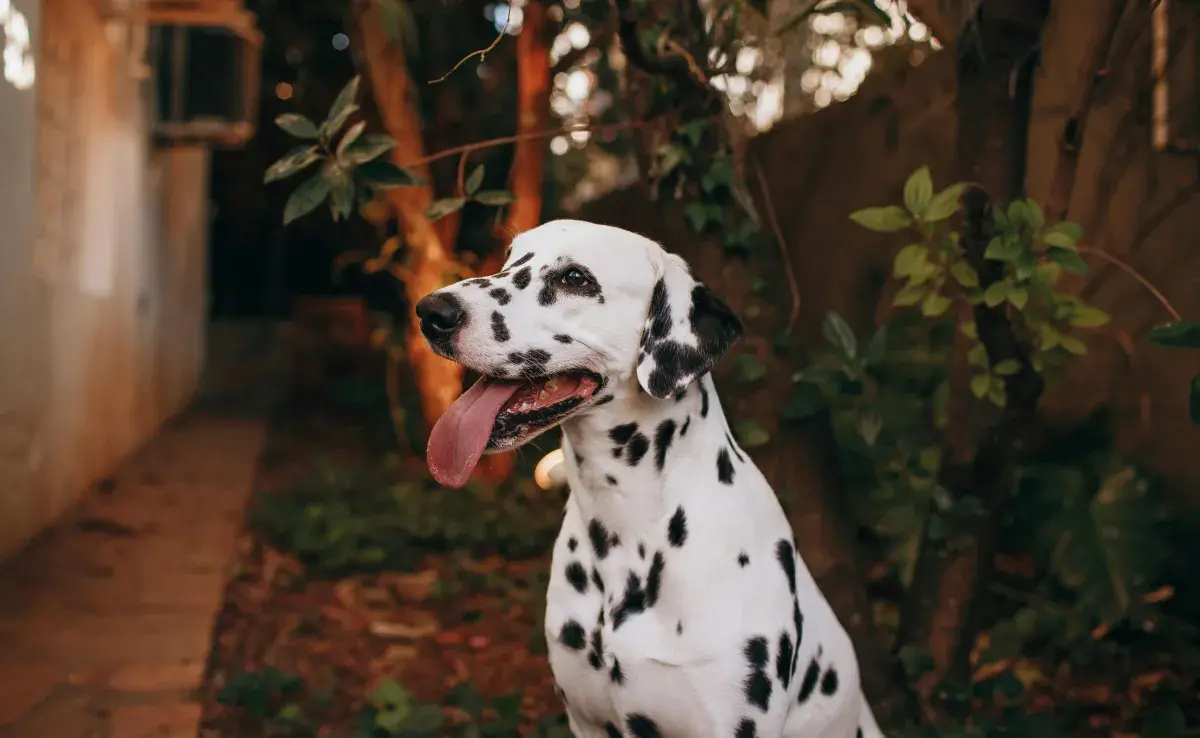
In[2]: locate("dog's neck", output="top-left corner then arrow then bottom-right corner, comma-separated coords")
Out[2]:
560,374 -> 728,537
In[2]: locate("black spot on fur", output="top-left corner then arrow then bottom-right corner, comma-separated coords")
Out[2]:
565,561 -> 588,593
717,448 -> 736,484
567,537 -> 577,551
646,551 -> 664,606
674,388 -> 687,402
537,281 -> 558,307
605,724 -> 622,738
776,632 -> 794,688
738,552 -> 750,567
489,287 -> 512,305
591,568 -> 605,593
776,540 -> 797,594
612,572 -> 647,630
820,667 -> 839,696
653,419 -> 676,471
513,266 -> 532,289
491,312 -> 510,342
606,474 -> 617,485
637,542 -> 646,558
574,451 -> 583,466
588,519 -> 611,559
680,416 -> 691,437
587,627 -> 605,669
609,532 -> 621,548
638,282 -> 741,399
726,432 -> 746,462
609,423 -> 638,445
667,506 -> 688,547
626,714 -> 662,738
735,719 -> 758,738
745,637 -> 769,669
553,334 -> 573,343
700,385 -> 710,417
797,658 -> 821,704
857,729 -> 863,738
676,621 -> 683,634
559,620 -> 585,650
595,394 -> 615,406
509,252 -> 534,268
610,658 -> 625,685
626,432 -> 650,466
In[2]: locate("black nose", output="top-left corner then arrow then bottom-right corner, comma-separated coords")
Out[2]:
415,292 -> 466,338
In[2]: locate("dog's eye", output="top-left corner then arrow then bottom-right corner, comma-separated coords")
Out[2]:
561,268 -> 590,287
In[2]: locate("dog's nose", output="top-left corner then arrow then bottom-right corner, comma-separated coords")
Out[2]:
415,292 -> 466,337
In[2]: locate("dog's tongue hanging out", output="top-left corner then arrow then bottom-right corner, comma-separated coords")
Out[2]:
427,377 -> 523,489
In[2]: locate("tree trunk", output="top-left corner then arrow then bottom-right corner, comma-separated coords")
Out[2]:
897,0 -> 1049,719
474,0 -> 554,482
354,0 -> 463,432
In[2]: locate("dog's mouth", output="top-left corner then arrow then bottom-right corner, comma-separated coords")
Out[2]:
427,370 -> 601,488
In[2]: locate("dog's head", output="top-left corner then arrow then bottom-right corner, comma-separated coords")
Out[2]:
416,219 -> 742,487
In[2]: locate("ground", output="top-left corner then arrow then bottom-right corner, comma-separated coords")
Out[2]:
197,399 -> 569,737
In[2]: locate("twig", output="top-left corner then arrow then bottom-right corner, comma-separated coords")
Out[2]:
750,153 -> 801,334
1078,245 -> 1182,321
403,118 -> 652,169
428,7 -> 509,84
613,0 -> 704,89
457,150 -> 470,198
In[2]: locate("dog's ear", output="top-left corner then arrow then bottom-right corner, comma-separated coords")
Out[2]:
636,254 -> 743,399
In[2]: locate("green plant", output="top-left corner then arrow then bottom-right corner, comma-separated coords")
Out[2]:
850,167 -> 1110,408
1147,319 -> 1200,424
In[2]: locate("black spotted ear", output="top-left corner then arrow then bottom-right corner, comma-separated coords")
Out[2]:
636,254 -> 743,399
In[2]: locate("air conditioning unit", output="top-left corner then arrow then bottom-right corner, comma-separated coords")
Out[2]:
147,0 -> 263,148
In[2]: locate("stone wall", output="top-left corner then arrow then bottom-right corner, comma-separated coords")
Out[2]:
0,0 -> 213,559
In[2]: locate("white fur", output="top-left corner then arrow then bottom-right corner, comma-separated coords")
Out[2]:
428,220 -> 885,738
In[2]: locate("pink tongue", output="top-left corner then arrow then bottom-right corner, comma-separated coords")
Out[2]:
427,377 -> 523,488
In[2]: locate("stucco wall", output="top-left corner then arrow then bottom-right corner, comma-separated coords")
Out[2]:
0,0 -> 212,560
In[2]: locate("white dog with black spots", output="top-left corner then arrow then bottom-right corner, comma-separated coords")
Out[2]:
417,220 -> 885,738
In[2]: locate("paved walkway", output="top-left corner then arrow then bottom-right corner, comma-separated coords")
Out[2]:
0,415 -> 266,738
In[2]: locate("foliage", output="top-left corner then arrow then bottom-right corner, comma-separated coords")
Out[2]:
220,670 -> 572,738
1147,319 -> 1200,424
850,167 -> 1110,408
250,460 -> 565,577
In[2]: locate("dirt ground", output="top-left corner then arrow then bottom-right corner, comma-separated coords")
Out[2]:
197,402 -> 566,737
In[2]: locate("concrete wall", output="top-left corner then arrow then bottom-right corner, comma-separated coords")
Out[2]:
0,0 -> 212,560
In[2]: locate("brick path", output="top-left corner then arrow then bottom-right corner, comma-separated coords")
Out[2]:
0,415 -> 266,738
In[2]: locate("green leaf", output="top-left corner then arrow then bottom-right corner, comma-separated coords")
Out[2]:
1059,334 -> 1087,355
341,134 -> 396,165
1024,198 -> 1045,231
1069,305 -> 1110,328
988,377 -> 1007,406
264,145 -> 322,184
967,343 -> 988,367
283,174 -> 332,224
326,165 -> 354,222
924,183 -> 965,223
984,235 -> 1023,262
473,190 -> 515,205
893,244 -> 928,277
1044,220 -> 1084,242
1007,287 -> 1029,310
983,281 -> 1009,307
702,157 -> 735,193
465,164 -> 485,196
970,373 -> 990,399
1190,373 -> 1200,424
858,413 -> 882,446
336,120 -> 366,158
1042,230 -> 1078,250
921,291 -> 951,317
426,197 -> 466,221
734,419 -> 771,448
684,201 -> 712,232
323,76 -> 361,138
849,206 -> 911,233
1147,321 -> 1200,349
356,158 -> 420,188
949,260 -> 979,287
370,677 -> 414,709
822,311 -> 857,359
405,704 -> 444,732
732,353 -> 768,383
903,166 -> 934,218
781,382 -> 825,421
275,113 -> 319,139
1048,247 -> 1088,275
993,359 -> 1021,376
893,282 -> 926,307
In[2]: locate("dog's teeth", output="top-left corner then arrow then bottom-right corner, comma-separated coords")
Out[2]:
544,379 -> 559,391
538,390 -> 550,401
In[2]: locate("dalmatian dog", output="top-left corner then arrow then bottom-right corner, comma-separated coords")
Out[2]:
416,220 -> 885,738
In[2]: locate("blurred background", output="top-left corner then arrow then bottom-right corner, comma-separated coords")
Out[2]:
0,0 -> 1199,736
